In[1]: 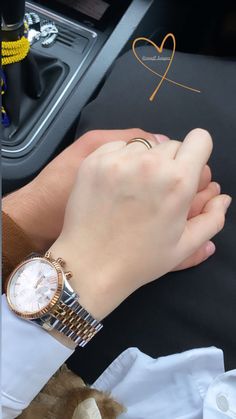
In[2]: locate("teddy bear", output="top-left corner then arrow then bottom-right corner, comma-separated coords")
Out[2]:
18,364 -> 125,419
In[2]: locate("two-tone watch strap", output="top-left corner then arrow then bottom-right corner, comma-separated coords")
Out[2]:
50,295 -> 103,347
27,251 -> 103,347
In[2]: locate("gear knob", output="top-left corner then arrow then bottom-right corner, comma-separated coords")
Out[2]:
2,0 -> 25,27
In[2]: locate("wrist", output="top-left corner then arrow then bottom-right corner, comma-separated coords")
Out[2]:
3,182 -> 53,252
48,237 -> 126,321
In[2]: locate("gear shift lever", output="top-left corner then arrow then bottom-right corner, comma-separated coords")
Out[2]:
2,0 -> 26,130
2,0 -> 25,29
2,0 -> 66,142
2,0 -> 45,135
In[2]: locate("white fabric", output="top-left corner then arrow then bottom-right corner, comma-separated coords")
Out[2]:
1,294 -> 74,419
93,347 -> 236,419
1,291 -> 236,419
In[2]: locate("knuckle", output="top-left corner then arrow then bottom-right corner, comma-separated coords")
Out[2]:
80,155 -> 123,186
99,156 -> 123,178
166,168 -> 194,201
139,154 -> 156,176
172,164 -> 193,191
170,169 -> 186,188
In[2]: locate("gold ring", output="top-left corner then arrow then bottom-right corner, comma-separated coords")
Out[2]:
126,138 -> 153,150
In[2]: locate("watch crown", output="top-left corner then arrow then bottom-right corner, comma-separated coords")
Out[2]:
56,257 -> 65,267
45,251 -> 52,260
65,271 -> 72,280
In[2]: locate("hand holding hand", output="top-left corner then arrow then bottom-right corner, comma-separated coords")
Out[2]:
50,128 -> 231,319
3,129 -> 215,264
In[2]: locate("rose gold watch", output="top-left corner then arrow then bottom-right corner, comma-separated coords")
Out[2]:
6,251 -> 103,348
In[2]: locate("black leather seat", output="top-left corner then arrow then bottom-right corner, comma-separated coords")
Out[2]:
67,46 -> 236,383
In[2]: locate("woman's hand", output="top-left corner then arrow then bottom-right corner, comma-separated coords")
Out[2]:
3,129 -> 213,257
2,129 -> 168,250
49,128 -> 232,320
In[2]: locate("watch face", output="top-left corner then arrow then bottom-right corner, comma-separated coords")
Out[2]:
8,258 -> 59,316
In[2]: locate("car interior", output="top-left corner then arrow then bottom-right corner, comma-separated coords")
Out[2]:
2,2 -> 236,412
2,0 -> 236,194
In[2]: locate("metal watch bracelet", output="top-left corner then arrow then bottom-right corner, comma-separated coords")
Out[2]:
28,252 -> 103,347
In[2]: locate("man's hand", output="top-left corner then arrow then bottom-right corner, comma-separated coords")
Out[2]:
3,129 -> 220,270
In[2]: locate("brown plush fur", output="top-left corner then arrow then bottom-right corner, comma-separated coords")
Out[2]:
18,364 -> 125,419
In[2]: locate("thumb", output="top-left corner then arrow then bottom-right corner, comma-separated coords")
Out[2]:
177,194 -> 232,259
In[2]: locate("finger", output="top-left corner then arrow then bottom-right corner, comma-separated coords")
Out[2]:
125,137 -> 157,152
152,135 -> 211,190
198,165 -> 211,191
152,134 -> 170,143
82,128 -> 160,157
177,194 -> 232,259
150,139 -> 181,159
126,137 -> 212,188
173,240 -> 216,271
152,141 -> 211,189
188,181 -> 221,219
75,129 -> 211,192
124,132 -> 168,152
175,128 -> 213,180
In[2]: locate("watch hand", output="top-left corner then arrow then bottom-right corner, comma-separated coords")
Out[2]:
35,279 -> 40,288
34,275 -> 44,288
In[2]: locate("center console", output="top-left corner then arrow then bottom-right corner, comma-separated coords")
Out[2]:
2,0 -> 156,193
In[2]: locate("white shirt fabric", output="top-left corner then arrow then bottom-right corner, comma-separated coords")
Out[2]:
93,347 -> 236,418
1,293 -> 236,419
1,294 -> 74,419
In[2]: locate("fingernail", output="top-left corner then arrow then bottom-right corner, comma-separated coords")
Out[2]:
214,182 -> 221,193
205,241 -> 216,256
152,134 -> 169,143
223,196 -> 232,211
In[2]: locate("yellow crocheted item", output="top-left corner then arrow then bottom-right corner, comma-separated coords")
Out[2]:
1,22 -> 30,125
2,36 -> 30,65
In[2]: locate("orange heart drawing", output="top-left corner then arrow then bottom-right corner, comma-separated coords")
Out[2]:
132,33 -> 201,101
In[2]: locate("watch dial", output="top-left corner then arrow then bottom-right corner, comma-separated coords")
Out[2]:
8,259 -> 59,314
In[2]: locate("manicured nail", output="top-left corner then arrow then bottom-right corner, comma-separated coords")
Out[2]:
223,196 -> 232,211
152,134 -> 169,143
205,241 -> 216,256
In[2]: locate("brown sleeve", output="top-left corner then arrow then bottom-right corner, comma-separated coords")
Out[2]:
2,211 -> 36,292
